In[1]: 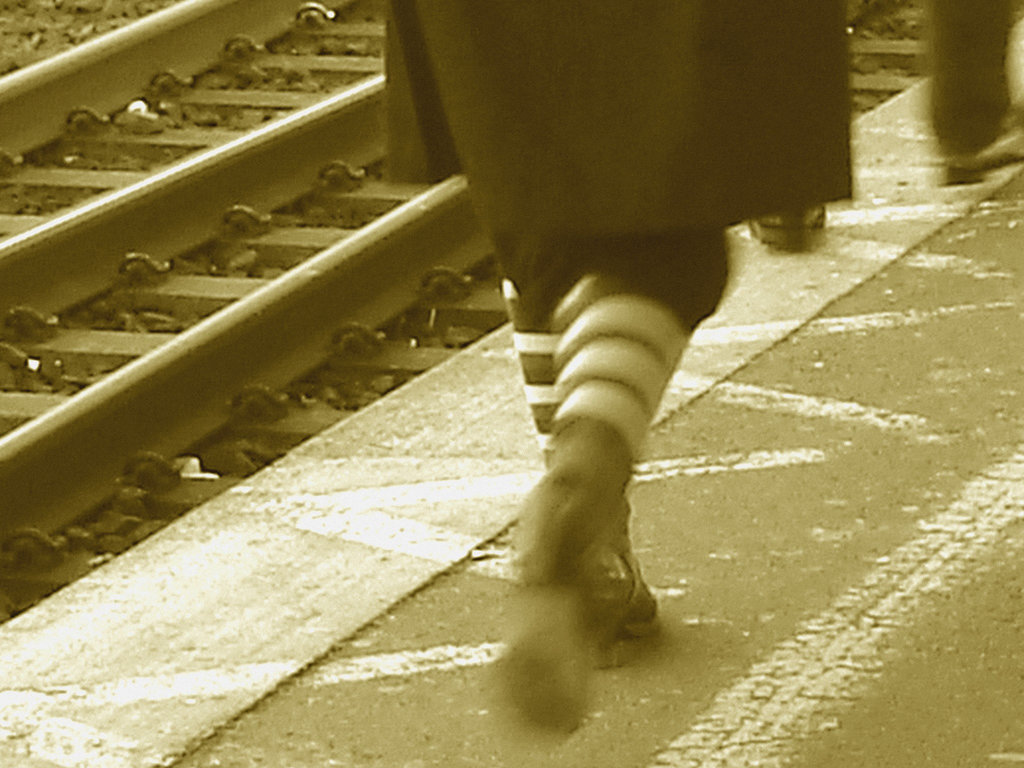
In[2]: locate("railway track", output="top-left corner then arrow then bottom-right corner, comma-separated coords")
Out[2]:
0,0 -> 501,617
0,0 -> 927,620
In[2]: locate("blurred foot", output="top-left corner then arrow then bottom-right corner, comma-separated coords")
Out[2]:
497,585 -> 594,733
497,522 -> 660,731
943,116 -> 1024,184
497,420 -> 632,731
749,206 -> 826,252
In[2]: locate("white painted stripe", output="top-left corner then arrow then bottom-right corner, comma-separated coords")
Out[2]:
823,201 -> 967,227
498,301 -> 1016,365
465,541 -> 692,596
39,662 -> 297,710
270,448 -> 824,562
975,198 -> 1024,214
275,474 -> 534,563
307,642 -> 504,686
690,318 -> 812,347
512,331 -> 559,355
272,473 -> 536,512
803,301 -> 1014,336
294,506 -> 484,563
634,448 -> 826,483
523,383 -> 560,405
647,447 -> 1024,768
656,300 -> 1016,423
708,381 -> 943,441
903,252 -> 1013,279
99,663 -> 294,708
692,301 -> 1014,348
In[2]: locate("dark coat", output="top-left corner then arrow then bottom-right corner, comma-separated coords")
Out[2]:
395,1 -> 852,240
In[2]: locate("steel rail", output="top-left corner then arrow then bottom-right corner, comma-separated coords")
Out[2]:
0,173 -> 487,540
0,75 -> 387,319
0,0 -> 355,156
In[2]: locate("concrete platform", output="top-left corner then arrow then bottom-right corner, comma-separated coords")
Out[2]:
2,59 -> 1024,768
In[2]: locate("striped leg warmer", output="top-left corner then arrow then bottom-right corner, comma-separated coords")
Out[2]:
550,275 -> 689,462
504,274 -> 689,464
503,278 -> 561,460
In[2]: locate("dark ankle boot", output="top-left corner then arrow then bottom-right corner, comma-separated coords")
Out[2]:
584,497 -> 658,642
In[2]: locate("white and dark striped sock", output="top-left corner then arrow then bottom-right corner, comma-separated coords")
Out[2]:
551,276 -> 689,461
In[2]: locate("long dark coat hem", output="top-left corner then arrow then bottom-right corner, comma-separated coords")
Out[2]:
400,0 -> 852,239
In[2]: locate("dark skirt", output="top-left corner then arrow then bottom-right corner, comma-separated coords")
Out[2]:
491,228 -> 730,331
401,0 -> 852,238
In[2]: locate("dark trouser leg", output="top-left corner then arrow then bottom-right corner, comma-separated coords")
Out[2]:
928,0 -> 1012,156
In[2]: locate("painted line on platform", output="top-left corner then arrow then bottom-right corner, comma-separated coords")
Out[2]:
822,201 -> 967,227
657,298 -> 1016,425
704,381 -> 944,442
245,448 -> 827,565
8,662 -> 300,711
291,505 -> 486,564
802,300 -> 1015,337
464,542 -> 694,591
646,446 -> 1024,768
487,301 -> 1018,376
692,301 -> 1014,348
56,443 -> 1017,708
902,252 -> 1014,279
305,643 -> 504,687
633,448 -> 826,483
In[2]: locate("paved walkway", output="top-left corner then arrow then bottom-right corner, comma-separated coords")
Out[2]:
2,52 -> 1023,768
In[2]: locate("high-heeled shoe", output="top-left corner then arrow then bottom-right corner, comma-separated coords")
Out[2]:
580,497 -> 658,643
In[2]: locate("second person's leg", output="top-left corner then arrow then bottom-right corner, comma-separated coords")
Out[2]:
928,0 -> 1019,182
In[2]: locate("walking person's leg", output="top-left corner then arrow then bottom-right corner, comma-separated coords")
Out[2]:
928,0 -> 1021,182
495,231 -> 727,731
